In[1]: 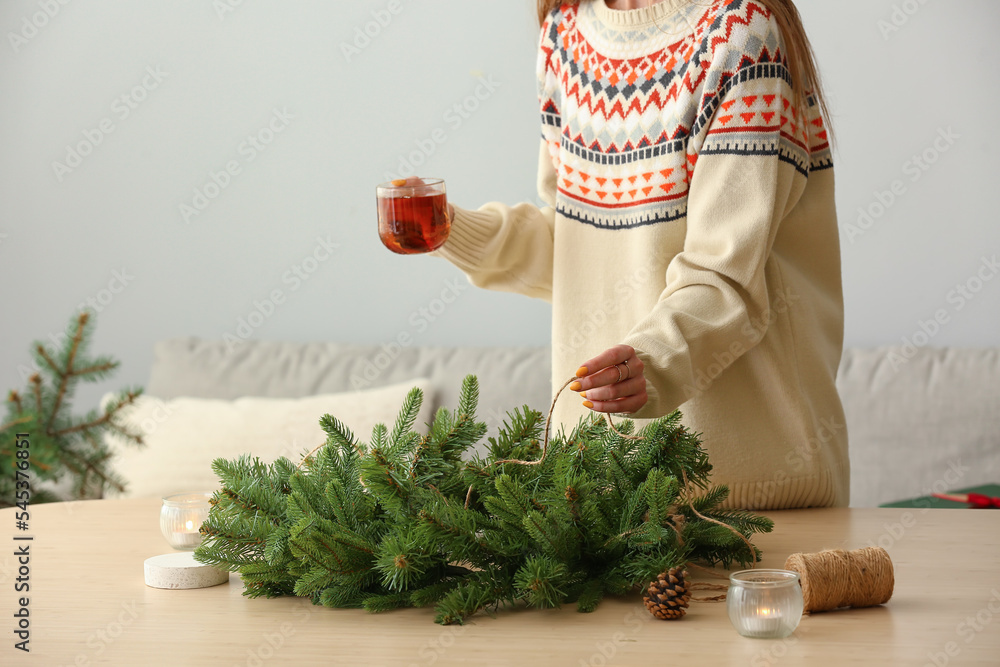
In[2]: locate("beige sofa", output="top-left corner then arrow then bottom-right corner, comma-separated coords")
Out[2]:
121,338 -> 999,508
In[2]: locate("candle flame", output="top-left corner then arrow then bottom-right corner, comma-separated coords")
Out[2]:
185,520 -> 195,530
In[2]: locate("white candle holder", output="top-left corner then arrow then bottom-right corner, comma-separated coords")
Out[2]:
160,492 -> 212,551
727,569 -> 804,639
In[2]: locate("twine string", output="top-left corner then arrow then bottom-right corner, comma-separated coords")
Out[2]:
784,546 -> 894,613
297,442 -> 326,470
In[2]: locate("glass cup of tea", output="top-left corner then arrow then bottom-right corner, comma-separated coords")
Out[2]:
376,178 -> 450,254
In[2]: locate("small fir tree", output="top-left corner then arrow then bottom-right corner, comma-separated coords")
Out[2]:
195,376 -> 772,624
0,311 -> 143,506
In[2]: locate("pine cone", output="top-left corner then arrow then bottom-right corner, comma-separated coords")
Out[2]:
643,567 -> 692,620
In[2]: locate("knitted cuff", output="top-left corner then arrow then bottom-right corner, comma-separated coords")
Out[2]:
430,204 -> 499,269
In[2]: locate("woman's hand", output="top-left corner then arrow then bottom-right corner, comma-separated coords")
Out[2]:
391,176 -> 455,222
571,344 -> 647,414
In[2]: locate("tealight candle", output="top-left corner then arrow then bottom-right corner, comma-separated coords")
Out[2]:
160,492 -> 212,551
727,569 -> 804,639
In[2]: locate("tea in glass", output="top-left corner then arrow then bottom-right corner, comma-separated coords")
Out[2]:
376,178 -> 450,254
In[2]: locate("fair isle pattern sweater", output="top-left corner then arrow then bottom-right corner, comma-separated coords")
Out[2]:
435,0 -> 849,509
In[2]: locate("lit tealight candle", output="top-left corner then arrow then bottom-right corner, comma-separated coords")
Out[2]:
749,605 -> 783,635
160,493 -> 213,551
727,570 -> 804,639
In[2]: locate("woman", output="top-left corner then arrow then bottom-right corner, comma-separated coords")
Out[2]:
432,0 -> 848,509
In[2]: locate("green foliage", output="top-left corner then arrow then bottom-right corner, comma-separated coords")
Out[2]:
195,376 -> 773,624
0,311 -> 143,507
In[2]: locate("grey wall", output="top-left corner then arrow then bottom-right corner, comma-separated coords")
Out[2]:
1,0 -> 997,410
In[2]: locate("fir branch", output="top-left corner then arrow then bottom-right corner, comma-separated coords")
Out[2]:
43,312 -> 87,433
8,390 -> 23,414
691,485 -> 730,513
56,432 -> 123,495
514,557 -> 568,608
433,576 -> 496,625
50,409 -> 112,437
363,591 -> 413,614
319,413 -> 359,449
456,375 -> 479,421
575,579 -> 606,613
31,374 -> 42,415
34,344 -> 62,377
0,415 -> 31,434
72,357 -> 119,382
389,386 -> 423,450
410,578 -> 463,607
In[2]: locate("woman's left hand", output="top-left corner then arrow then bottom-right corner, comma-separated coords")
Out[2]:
571,344 -> 647,414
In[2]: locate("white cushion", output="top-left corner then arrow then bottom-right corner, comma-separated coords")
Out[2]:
103,379 -> 435,499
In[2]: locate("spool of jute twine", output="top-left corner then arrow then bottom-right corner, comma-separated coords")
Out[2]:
784,546 -> 894,612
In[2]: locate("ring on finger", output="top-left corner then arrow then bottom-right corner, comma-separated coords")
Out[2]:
622,358 -> 631,380
614,363 -> 624,384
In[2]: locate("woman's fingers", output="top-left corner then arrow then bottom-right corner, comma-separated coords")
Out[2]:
570,344 -> 648,414
579,375 -> 645,402
571,350 -> 643,392
583,389 -> 648,414
575,344 -> 633,380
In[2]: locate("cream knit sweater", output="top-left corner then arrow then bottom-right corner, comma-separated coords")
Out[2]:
434,0 -> 849,509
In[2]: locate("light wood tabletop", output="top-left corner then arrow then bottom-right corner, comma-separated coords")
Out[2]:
2,498 -> 998,666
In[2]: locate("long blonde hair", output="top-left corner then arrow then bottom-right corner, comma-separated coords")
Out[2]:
536,0 -> 833,144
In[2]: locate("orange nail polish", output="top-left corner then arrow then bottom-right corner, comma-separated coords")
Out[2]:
583,400 -> 594,409
576,366 -> 589,378
570,381 -> 582,392
578,392 -> 587,399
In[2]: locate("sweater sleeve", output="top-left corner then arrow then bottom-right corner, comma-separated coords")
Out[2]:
430,142 -> 556,302
624,11 -> 815,419
430,12 -> 561,303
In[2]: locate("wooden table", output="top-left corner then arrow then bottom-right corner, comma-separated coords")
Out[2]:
2,499 -> 999,666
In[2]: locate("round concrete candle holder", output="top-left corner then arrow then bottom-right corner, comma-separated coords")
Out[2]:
144,552 -> 229,590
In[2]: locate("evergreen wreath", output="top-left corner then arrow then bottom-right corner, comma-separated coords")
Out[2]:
194,375 -> 773,624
